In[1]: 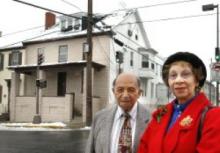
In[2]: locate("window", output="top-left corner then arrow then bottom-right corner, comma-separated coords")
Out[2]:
59,45 -> 68,62
128,29 -> 133,37
0,53 -> 4,71
61,17 -> 73,32
142,54 -> 149,68
73,19 -> 80,30
135,34 -> 138,40
9,51 -> 22,66
130,52 -> 133,66
151,63 -> 155,70
141,78 -> 148,97
135,28 -> 139,40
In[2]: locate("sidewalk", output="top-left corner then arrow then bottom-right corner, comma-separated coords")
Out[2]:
0,122 -> 91,131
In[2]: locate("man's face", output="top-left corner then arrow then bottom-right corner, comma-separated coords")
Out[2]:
113,74 -> 141,112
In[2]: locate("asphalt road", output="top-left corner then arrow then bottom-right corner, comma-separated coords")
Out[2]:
0,129 -> 90,153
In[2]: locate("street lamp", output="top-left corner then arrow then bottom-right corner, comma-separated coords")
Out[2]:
202,4 -> 219,105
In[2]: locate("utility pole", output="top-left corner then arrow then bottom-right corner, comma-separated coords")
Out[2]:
86,0 -> 93,126
33,52 -> 44,123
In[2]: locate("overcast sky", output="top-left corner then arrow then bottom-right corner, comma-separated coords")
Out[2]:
0,0 -> 219,80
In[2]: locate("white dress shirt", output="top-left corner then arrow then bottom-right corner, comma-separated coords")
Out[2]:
110,102 -> 137,153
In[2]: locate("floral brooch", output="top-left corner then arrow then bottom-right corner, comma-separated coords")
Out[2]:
180,115 -> 193,127
153,105 -> 168,123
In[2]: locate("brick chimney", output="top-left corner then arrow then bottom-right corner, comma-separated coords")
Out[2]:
45,12 -> 56,30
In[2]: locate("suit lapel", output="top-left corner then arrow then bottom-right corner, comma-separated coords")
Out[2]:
103,105 -> 117,153
133,103 -> 149,153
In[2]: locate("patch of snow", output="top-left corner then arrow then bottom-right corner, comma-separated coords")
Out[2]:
0,122 -> 91,131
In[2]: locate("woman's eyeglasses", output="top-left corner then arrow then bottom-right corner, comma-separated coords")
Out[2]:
168,71 -> 193,80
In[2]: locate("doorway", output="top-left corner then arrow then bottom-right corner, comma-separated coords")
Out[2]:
57,72 -> 66,96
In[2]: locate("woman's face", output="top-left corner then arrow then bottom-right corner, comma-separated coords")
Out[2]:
168,61 -> 199,104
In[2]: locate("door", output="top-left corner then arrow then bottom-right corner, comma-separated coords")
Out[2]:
57,72 -> 66,96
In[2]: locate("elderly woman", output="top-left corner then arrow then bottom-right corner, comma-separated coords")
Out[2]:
138,52 -> 220,153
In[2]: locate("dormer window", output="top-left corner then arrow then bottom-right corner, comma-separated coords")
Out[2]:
60,17 -> 73,32
73,19 -> 80,30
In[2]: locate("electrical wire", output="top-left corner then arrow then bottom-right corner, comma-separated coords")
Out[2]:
95,37 -> 114,65
96,37 -> 116,73
1,25 -> 44,37
1,30 -> 60,49
12,0 -> 81,19
1,11 -> 216,39
112,0 -> 198,13
60,0 -> 82,11
116,12 -> 217,26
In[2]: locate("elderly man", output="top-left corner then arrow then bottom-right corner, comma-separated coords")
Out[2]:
85,72 -> 150,153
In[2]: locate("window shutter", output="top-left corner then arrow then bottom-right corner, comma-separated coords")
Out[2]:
0,54 -> 4,70
8,53 -> 12,66
18,52 -> 22,65
0,85 -> 2,103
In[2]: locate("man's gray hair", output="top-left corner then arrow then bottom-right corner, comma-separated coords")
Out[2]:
112,74 -> 141,88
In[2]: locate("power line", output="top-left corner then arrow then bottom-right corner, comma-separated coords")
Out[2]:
112,0 -> 198,13
60,0 -> 82,11
96,37 -> 114,65
12,0 -> 81,19
115,30 -> 145,49
116,12 -> 216,25
1,12 -> 216,39
1,25 -> 44,37
12,0 -> 108,31
1,30 -> 59,49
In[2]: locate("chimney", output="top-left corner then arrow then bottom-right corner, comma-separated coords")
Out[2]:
45,12 -> 56,30
0,31 -> 2,37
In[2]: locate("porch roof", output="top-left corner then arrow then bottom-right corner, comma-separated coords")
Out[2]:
8,61 -> 105,73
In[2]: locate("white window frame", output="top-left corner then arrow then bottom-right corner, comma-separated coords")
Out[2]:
59,45 -> 68,63
142,54 -> 149,68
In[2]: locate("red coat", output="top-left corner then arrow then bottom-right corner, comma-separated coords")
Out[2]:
138,92 -> 220,153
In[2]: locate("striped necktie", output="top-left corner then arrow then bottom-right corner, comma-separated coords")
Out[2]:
118,113 -> 132,153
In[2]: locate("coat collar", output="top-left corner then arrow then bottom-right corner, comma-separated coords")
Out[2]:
150,92 -> 211,153
163,92 -> 210,153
